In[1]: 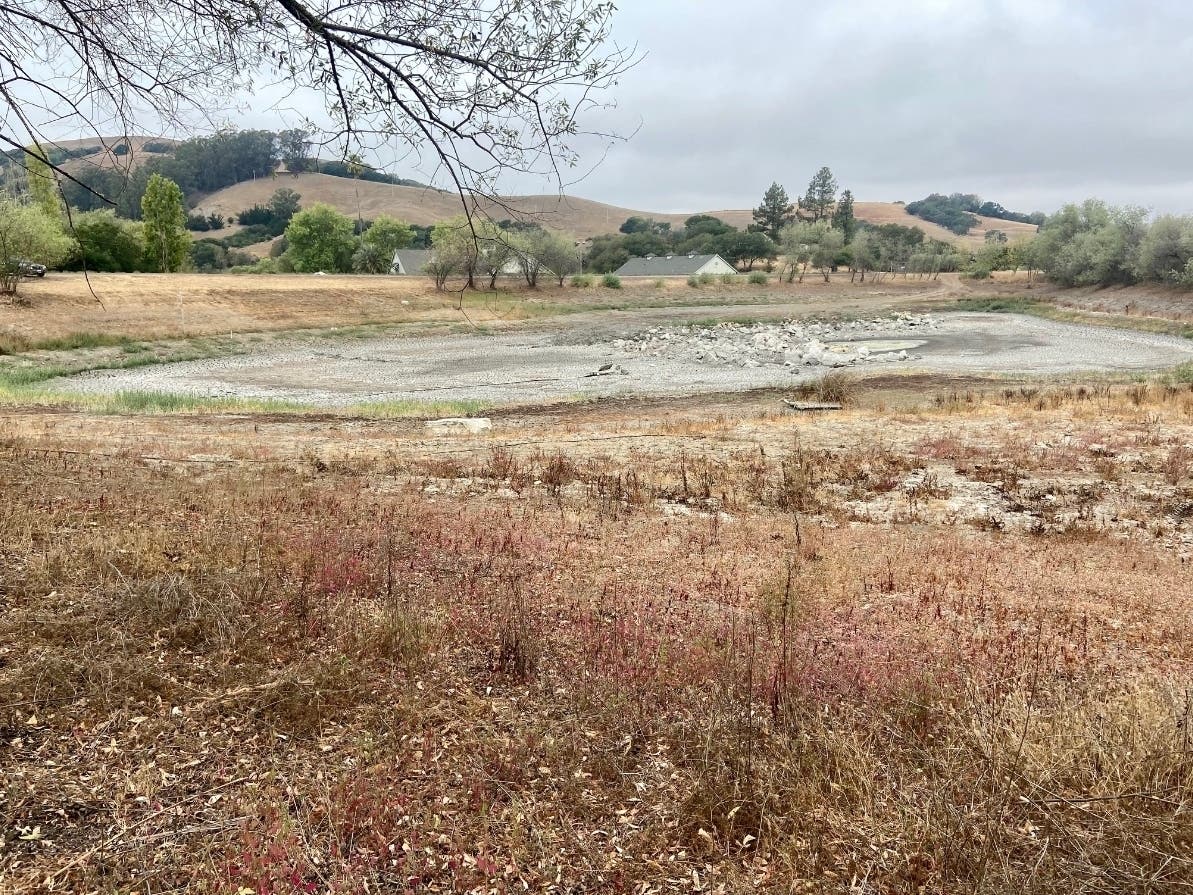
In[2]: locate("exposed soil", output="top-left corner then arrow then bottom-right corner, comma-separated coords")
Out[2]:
53,312 -> 1193,406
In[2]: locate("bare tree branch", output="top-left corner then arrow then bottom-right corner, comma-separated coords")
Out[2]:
0,0 -> 636,213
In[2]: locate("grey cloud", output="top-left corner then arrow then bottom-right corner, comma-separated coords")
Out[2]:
227,1 -> 1193,216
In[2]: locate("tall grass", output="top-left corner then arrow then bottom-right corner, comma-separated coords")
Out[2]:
1,431 -> 1190,892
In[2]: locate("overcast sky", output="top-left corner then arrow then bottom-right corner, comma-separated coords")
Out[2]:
235,1 -> 1193,215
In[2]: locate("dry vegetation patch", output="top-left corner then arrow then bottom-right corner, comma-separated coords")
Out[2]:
2,375 -> 1192,892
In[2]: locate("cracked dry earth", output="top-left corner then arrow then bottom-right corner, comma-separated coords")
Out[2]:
8,380 -> 1191,558
3,375 -> 1193,893
52,312 -> 1193,406
406,391 -> 1193,561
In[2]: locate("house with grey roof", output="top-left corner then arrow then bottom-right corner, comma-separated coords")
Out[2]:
391,247 -> 542,278
391,248 -> 435,275
613,253 -> 737,278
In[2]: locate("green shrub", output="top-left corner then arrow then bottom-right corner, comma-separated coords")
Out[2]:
698,272 -> 715,285
224,225 -> 273,248
721,273 -> 735,285
966,266 -> 992,280
601,274 -> 621,289
748,271 -> 768,285
570,274 -> 593,288
687,275 -> 700,288
653,279 -> 666,289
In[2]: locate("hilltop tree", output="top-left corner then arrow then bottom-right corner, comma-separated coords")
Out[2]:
276,130 -> 312,174
798,167 -> 838,222
284,203 -> 356,273
752,183 -> 795,241
831,189 -> 857,243
4,2 -> 634,216
140,174 -> 189,272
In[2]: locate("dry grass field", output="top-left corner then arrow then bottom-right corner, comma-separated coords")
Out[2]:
0,273 -> 458,344
851,203 -> 1039,248
0,271 -> 964,345
1,374 -> 1192,893
190,175 -> 1036,246
2,274 -> 1192,892
192,175 -> 697,241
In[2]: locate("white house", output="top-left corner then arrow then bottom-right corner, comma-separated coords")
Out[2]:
391,248 -> 435,275
613,253 -> 737,277
391,247 -> 544,278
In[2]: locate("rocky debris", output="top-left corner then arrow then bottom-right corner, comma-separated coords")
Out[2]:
425,417 -> 492,435
783,400 -> 842,412
611,314 -> 936,370
584,363 -> 630,377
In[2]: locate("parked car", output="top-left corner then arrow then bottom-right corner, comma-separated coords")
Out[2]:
18,261 -> 46,278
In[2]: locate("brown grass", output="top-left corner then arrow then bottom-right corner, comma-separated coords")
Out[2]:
193,174 -> 710,240
1,375 -> 1191,893
851,202 -> 1039,248
191,176 -> 1034,247
0,272 -> 501,342
0,270 -> 968,345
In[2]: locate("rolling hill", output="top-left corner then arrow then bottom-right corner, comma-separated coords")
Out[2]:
51,135 -> 177,173
193,173 -> 1038,247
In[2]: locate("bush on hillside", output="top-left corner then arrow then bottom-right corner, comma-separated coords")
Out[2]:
224,225 -> 274,248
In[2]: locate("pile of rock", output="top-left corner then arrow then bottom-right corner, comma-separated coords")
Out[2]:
610,314 -> 937,369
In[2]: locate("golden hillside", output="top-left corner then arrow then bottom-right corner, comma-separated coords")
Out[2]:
191,173 -> 1037,245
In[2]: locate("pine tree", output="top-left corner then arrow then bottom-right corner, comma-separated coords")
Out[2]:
751,182 -> 794,241
798,166 -> 838,222
831,189 -> 857,243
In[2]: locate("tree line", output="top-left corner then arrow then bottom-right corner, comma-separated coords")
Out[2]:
1025,200 -> 1193,288
45,129 -> 429,220
905,193 -> 1046,235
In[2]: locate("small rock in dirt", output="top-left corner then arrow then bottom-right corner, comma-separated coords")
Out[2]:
426,417 -> 492,435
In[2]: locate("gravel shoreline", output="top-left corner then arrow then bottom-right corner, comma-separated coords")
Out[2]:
54,313 -> 1193,407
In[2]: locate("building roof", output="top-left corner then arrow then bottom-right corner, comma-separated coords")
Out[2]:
613,253 -> 732,277
392,248 -> 435,274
